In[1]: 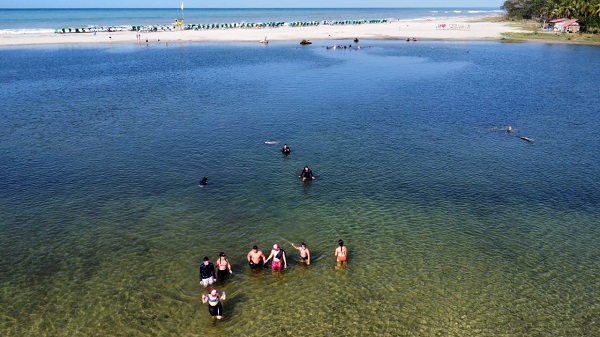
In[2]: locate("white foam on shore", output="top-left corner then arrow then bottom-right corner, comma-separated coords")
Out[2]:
0,28 -> 55,35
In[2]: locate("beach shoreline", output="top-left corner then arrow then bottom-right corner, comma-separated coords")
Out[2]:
0,18 -> 527,47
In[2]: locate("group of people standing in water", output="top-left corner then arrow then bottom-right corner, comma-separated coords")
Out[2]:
199,142 -> 347,324
200,239 -> 348,323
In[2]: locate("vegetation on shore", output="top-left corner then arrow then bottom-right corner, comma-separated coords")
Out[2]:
501,0 -> 600,32
501,28 -> 600,43
498,18 -> 600,43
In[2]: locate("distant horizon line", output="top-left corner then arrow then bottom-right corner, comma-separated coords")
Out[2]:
0,7 -> 502,10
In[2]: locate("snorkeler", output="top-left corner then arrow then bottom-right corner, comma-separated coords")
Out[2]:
247,245 -> 266,269
300,166 -> 315,182
265,244 -> 287,270
291,242 -> 311,265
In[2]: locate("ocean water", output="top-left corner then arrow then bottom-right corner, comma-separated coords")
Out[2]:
0,40 -> 599,336
0,7 -> 504,33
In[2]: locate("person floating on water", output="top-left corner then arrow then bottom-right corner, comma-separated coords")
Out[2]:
200,177 -> 208,186
291,242 -> 311,265
215,252 -> 232,283
282,143 -> 291,155
199,256 -> 216,287
265,244 -> 287,270
247,245 -> 266,269
300,165 -> 315,182
335,239 -> 347,265
202,287 -> 226,323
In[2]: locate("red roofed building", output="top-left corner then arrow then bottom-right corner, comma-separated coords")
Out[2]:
553,18 -> 580,33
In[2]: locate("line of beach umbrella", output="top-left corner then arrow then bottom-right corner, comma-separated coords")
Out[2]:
54,18 -> 389,34
183,18 -> 388,30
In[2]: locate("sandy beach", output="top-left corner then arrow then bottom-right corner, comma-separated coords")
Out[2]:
0,18 -> 526,47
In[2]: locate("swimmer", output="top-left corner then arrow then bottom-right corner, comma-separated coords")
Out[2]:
291,242 -> 310,265
300,165 -> 315,182
215,252 -> 232,283
202,287 -> 226,322
335,239 -> 347,264
247,245 -> 266,269
265,244 -> 287,270
199,256 -> 216,287
281,143 -> 291,155
200,177 -> 208,186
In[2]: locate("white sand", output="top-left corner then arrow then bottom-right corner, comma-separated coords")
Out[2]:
0,19 -> 526,47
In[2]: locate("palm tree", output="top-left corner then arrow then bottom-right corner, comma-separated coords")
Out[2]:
574,0 -> 590,18
542,2 -> 558,19
593,1 -> 600,18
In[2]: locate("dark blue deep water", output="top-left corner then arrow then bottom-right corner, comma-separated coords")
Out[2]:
0,41 -> 599,336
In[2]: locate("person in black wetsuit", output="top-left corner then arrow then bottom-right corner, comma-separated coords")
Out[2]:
300,165 -> 314,182
199,256 -> 216,287
281,144 -> 291,155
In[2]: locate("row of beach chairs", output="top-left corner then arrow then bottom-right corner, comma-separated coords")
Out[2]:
55,18 -> 390,34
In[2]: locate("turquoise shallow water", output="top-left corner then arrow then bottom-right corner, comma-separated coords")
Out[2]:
0,8 -> 503,32
0,41 -> 599,336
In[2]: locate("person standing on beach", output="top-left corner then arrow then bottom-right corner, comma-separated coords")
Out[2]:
300,165 -> 314,182
265,244 -> 287,270
247,245 -> 266,269
335,240 -> 347,265
199,256 -> 216,287
202,287 -> 226,323
291,242 -> 311,265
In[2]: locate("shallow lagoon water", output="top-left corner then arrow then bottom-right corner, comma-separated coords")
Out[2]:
0,41 -> 599,336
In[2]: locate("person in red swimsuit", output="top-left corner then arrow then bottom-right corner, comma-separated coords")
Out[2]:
335,239 -> 347,264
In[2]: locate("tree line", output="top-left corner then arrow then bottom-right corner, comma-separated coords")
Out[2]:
501,0 -> 600,31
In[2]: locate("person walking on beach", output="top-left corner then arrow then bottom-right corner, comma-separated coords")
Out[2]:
300,165 -> 315,182
247,245 -> 266,269
265,244 -> 287,270
335,240 -> 347,265
291,242 -> 311,265
215,252 -> 232,283
202,287 -> 226,323
199,256 -> 216,287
